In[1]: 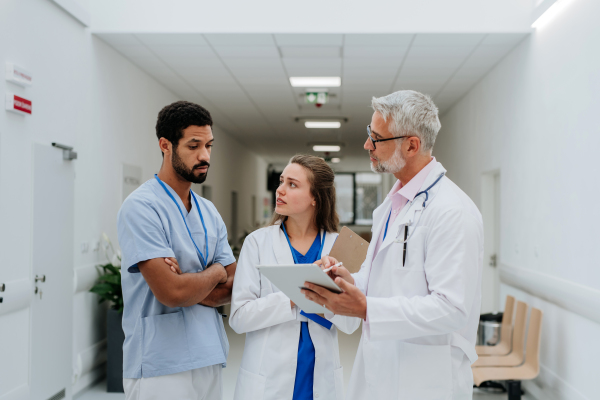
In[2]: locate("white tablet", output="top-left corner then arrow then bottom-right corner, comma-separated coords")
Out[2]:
256,264 -> 342,314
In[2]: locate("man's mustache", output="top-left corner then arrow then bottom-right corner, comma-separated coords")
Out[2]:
193,161 -> 210,170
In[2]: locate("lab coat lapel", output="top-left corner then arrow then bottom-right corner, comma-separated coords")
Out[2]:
272,223 -> 295,265
366,197 -> 392,266
322,229 -> 335,255
376,162 -> 447,255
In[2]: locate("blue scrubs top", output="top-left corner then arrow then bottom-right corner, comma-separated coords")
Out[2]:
117,178 -> 236,378
291,233 -> 323,400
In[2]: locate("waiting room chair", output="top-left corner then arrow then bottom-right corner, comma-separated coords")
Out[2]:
476,295 -> 515,356
473,307 -> 543,400
472,301 -> 527,367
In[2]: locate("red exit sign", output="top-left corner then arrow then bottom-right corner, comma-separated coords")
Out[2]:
5,93 -> 32,115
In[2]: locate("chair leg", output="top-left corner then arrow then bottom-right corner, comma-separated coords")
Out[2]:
506,380 -> 521,400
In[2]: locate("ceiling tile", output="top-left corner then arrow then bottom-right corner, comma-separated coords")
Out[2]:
150,46 -> 218,59
343,46 -> 409,59
283,58 -> 342,70
412,34 -> 486,47
280,46 -> 341,58
135,34 -> 209,46
274,34 -> 344,46
214,46 -> 280,58
480,33 -> 528,46
344,34 -> 414,46
342,66 -> 398,78
221,58 -> 283,69
204,34 -> 276,46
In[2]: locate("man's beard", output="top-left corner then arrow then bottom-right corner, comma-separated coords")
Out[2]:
172,147 -> 209,184
370,149 -> 406,174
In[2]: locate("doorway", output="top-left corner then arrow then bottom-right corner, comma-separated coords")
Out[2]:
480,170 -> 501,313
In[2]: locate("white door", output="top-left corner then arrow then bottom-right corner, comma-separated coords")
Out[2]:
30,143 -> 75,400
480,171 -> 501,313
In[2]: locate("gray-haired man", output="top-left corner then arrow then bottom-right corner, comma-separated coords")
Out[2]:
303,90 -> 484,399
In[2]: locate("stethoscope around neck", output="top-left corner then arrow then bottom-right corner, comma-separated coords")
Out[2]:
391,172 -> 445,244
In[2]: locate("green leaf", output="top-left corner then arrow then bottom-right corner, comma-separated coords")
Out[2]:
90,283 -> 113,294
100,274 -> 121,285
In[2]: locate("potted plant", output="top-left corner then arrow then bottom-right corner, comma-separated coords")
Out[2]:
90,234 -> 124,393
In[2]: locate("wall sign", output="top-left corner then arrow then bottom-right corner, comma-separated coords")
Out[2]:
122,164 -> 142,202
5,63 -> 32,87
6,93 -> 32,115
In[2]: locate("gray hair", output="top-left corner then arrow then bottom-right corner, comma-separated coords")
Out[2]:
371,90 -> 441,152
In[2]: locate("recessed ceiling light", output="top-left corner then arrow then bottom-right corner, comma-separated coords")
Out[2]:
305,121 -> 341,129
331,158 -> 341,163
313,145 -> 341,152
290,77 -> 341,87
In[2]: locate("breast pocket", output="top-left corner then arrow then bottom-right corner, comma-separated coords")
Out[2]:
400,226 -> 428,270
391,226 -> 429,297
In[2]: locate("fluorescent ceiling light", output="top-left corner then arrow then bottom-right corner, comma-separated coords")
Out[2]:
331,158 -> 341,163
313,145 -> 341,152
290,77 -> 341,87
305,121 -> 341,129
532,0 -> 574,28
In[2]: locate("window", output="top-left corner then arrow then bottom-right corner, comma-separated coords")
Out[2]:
334,172 -> 383,225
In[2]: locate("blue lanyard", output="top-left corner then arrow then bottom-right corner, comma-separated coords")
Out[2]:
382,210 -> 392,241
281,222 -> 332,330
154,175 -> 209,269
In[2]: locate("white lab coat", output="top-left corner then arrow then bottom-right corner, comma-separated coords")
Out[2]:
230,224 -> 361,400
347,162 -> 483,400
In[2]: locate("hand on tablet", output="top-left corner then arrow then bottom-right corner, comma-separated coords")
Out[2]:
315,256 -> 354,285
302,278 -> 366,320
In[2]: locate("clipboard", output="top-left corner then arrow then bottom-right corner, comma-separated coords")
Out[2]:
256,264 -> 342,314
328,226 -> 370,273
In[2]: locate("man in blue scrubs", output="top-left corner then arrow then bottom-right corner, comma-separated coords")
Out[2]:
117,101 -> 236,399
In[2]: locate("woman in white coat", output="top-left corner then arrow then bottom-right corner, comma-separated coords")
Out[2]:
229,155 -> 360,400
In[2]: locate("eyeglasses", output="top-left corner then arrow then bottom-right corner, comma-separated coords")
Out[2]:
367,125 -> 412,150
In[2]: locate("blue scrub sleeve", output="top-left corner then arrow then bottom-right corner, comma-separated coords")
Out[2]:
117,197 -> 175,273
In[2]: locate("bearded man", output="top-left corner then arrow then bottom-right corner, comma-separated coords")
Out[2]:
303,91 -> 484,400
117,101 -> 236,400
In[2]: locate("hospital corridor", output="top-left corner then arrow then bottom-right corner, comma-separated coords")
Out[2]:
1,1 -> 599,400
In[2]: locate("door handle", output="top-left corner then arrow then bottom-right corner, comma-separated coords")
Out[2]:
0,283 -> 5,292
35,275 -> 46,283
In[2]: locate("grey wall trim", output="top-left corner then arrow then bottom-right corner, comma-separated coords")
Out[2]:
73,264 -> 100,294
499,263 -> 600,325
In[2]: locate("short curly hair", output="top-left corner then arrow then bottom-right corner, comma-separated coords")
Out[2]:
155,101 -> 213,148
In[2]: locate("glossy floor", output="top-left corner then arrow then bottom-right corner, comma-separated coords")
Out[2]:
76,319 -> 532,400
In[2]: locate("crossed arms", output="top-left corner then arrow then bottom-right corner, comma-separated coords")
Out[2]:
138,257 -> 236,308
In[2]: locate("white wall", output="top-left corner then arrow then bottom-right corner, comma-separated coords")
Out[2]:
0,0 -> 268,397
435,0 -> 600,398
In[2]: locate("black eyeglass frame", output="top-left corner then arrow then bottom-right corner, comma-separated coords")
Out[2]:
367,125 -> 413,150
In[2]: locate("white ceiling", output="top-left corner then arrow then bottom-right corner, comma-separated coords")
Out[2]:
96,33 -> 527,166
